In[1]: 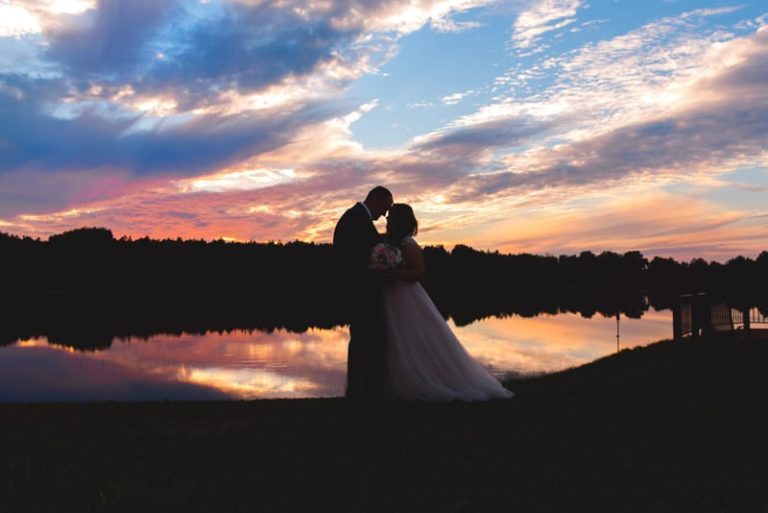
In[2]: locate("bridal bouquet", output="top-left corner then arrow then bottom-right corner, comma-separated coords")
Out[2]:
369,243 -> 402,271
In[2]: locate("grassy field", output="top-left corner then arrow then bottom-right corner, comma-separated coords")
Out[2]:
2,337 -> 767,512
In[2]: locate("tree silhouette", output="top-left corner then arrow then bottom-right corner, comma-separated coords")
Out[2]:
1,227 -> 765,294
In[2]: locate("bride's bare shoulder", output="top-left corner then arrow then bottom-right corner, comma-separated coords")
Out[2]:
401,236 -> 419,247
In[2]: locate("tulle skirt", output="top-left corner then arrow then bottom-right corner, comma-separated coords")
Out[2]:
383,280 -> 514,402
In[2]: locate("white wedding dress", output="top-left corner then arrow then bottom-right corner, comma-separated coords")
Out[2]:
383,237 -> 514,402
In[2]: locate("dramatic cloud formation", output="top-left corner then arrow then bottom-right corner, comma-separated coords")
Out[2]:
0,1 -> 766,260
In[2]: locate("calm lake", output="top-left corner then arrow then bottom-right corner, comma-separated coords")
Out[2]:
0,309 -> 673,401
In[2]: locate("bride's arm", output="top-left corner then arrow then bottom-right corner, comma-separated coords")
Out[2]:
393,243 -> 425,282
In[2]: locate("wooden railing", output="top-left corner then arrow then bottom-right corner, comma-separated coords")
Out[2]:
673,293 -> 767,340
748,308 -> 768,327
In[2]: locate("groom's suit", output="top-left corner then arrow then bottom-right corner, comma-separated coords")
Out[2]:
332,203 -> 387,399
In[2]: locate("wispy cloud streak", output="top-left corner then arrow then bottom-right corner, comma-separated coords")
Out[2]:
512,0 -> 585,51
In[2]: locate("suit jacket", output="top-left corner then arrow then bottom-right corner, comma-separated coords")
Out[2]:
332,203 -> 382,298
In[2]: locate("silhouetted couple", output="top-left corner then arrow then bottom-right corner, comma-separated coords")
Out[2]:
332,186 -> 513,402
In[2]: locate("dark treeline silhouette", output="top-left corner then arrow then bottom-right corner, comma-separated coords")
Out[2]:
1,227 -> 766,351
3,227 -> 767,293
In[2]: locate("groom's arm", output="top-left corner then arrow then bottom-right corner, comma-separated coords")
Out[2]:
335,210 -> 377,277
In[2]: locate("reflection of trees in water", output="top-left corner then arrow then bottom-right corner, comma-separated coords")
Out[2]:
432,287 -> 652,326
1,291 -> 340,351
2,227 -> 766,351
4,288 -> 765,352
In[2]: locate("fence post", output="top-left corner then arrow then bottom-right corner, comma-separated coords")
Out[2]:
742,304 -> 751,333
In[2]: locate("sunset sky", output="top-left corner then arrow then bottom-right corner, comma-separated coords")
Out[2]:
1,0 -> 766,260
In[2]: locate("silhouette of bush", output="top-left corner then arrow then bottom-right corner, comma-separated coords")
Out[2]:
48,227 -> 115,246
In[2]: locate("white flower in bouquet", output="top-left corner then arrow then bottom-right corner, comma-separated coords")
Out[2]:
369,242 -> 402,271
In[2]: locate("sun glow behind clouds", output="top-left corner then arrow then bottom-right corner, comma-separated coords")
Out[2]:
176,168 -> 298,194
0,1 -> 40,37
0,0 -> 96,37
49,0 -> 94,14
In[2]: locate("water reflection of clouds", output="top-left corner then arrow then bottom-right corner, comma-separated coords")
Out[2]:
91,328 -> 350,398
180,367 -> 322,398
1,312 -> 673,400
0,343 -> 229,402
453,310 -> 672,375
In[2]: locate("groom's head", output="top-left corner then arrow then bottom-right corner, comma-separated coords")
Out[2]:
364,186 -> 393,220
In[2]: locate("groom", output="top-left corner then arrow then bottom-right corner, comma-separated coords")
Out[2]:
332,186 -> 393,399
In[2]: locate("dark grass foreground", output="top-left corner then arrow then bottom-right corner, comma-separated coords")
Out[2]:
2,338 -> 768,513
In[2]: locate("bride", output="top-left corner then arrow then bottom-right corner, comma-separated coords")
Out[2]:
382,204 -> 513,402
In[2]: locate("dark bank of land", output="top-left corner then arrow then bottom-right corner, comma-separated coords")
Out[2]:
2,337 -> 767,513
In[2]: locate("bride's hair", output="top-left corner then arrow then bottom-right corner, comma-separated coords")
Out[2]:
386,203 -> 418,243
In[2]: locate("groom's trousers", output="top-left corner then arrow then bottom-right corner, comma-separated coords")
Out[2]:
346,295 -> 387,399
